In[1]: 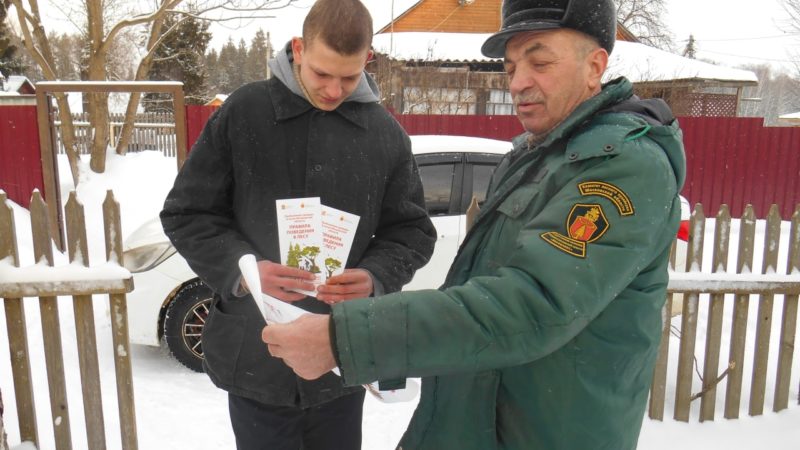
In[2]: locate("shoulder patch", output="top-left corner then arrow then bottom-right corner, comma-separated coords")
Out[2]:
540,203 -> 610,258
578,181 -> 634,216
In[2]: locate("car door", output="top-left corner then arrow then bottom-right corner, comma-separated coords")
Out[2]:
405,152 -> 464,290
405,151 -> 505,290
459,152 -> 505,240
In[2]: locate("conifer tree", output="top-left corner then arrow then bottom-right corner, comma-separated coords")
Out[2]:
0,1 -> 26,75
682,34 -> 697,59
245,29 -> 271,83
215,38 -> 238,94
145,13 -> 212,111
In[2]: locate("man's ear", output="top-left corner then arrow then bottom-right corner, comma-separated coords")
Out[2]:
291,37 -> 304,65
586,48 -> 609,91
364,49 -> 374,68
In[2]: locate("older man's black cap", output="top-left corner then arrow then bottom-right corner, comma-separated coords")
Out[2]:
481,0 -> 617,58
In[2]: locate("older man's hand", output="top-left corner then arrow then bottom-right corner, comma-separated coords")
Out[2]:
261,313 -> 337,380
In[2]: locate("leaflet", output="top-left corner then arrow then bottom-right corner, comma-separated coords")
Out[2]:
276,197 -> 324,296
321,205 -> 360,278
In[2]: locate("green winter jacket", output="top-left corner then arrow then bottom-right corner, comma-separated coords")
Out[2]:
331,78 -> 686,450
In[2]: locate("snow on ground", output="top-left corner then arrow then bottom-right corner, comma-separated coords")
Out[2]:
1,150 -> 799,449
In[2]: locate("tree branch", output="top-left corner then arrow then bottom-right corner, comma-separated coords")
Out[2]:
689,361 -> 736,402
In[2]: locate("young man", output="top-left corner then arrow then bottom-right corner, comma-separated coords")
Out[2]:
160,0 -> 436,448
262,0 -> 687,449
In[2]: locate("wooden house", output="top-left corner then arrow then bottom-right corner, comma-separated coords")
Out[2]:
369,0 -> 757,117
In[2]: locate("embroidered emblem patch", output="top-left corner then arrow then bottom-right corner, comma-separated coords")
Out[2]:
541,203 -> 609,258
567,204 -> 609,242
577,181 -> 634,216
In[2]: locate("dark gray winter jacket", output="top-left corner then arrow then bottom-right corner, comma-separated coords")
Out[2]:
160,45 -> 436,407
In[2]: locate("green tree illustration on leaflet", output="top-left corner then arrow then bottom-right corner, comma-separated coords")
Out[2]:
286,243 -> 302,268
299,246 -> 321,274
325,258 -> 342,277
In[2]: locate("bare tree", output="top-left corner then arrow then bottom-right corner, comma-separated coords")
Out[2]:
780,0 -> 800,76
613,0 -> 674,50
738,63 -> 800,125
8,0 -> 297,184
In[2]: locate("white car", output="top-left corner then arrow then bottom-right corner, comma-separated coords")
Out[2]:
122,135 -> 513,371
123,135 -> 691,371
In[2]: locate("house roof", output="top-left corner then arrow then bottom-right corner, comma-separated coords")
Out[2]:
0,75 -> 36,96
374,0 -> 639,44
205,94 -> 229,106
371,32 -> 758,85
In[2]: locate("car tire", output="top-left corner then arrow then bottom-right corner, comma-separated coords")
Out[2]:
163,280 -> 213,372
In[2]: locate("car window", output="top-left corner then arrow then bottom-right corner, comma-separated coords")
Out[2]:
471,163 -> 496,207
418,163 -> 456,216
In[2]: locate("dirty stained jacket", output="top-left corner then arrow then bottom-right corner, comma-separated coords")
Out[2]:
160,47 -> 436,407
331,77 -> 686,449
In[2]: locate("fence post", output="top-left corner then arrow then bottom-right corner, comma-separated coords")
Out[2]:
774,205 -> 799,411
0,192 -> 38,446
674,204 -> 706,421
103,191 -> 138,450
65,193 -> 107,450
649,238 -> 679,420
30,191 -> 73,449
724,205 -> 756,418
749,204 -> 782,416
699,205 -> 731,421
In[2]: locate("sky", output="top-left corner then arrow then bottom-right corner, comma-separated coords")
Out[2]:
1,149 -> 799,449
666,0 -> 798,72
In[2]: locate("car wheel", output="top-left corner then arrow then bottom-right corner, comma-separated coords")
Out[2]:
163,280 -> 212,372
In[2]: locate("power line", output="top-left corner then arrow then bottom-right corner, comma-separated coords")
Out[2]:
676,33 -> 800,43
698,49 -> 798,63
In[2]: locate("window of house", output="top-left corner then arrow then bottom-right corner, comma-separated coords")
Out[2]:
486,89 -> 514,115
403,87 -> 476,115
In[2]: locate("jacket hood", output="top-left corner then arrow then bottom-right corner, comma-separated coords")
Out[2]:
602,93 -> 674,127
267,41 -> 380,105
601,85 -> 686,192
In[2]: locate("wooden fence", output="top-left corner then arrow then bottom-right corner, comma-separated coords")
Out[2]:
0,190 -> 136,450
54,112 -> 178,157
650,203 -> 800,422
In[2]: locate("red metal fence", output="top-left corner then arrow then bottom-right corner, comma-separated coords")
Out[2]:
186,105 -> 217,152
678,116 -> 800,219
3,105 -> 799,219
390,114 -> 800,219
0,105 -> 44,209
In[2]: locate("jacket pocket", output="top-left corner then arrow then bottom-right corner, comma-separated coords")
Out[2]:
496,184 -> 540,220
202,300 -> 246,385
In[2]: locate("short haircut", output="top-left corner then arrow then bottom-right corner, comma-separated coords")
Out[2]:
567,29 -> 601,59
302,0 -> 373,55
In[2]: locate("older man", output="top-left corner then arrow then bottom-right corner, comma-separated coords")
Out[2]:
263,0 -> 686,448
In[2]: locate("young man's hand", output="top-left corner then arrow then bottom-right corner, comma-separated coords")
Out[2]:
261,314 -> 336,380
316,269 -> 373,304
241,260 -> 316,302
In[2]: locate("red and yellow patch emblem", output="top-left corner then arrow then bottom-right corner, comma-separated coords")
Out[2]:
541,203 -> 610,258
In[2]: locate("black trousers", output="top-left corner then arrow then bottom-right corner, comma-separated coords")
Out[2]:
228,390 -> 367,450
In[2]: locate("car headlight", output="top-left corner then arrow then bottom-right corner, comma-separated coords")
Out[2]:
123,242 -> 177,273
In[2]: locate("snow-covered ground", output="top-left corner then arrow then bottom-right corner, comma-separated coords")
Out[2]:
1,150 -> 799,449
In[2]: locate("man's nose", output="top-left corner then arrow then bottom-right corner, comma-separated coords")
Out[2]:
508,68 -> 531,96
325,82 -> 343,99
